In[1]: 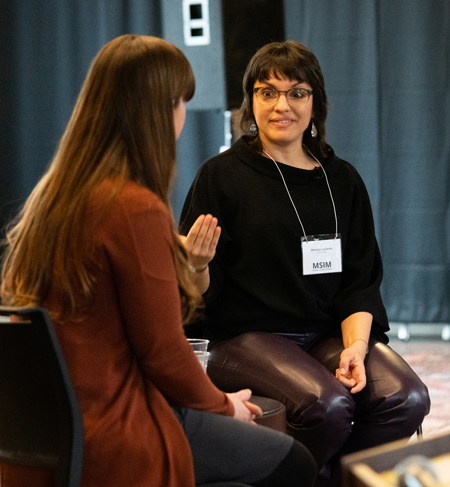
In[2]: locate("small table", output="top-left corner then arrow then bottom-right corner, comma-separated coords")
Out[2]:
249,395 -> 286,433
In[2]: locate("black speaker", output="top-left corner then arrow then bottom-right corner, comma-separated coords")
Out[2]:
162,0 -> 285,110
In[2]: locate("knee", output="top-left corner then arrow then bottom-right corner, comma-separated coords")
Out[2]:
366,343 -> 431,430
284,379 -> 355,469
385,372 -> 430,427
287,378 -> 355,438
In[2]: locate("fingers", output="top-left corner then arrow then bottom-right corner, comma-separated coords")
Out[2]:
226,390 -> 264,424
226,392 -> 254,423
336,365 -> 367,394
209,225 -> 221,253
336,370 -> 357,389
338,353 -> 350,376
185,214 -> 221,266
350,381 -> 366,394
235,388 -> 252,400
338,365 -> 348,377
186,214 -> 205,244
349,367 -> 367,394
187,214 -> 218,247
237,390 -> 262,417
245,401 -> 263,417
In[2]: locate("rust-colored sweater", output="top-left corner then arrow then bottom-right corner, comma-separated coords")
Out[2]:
46,181 -> 234,487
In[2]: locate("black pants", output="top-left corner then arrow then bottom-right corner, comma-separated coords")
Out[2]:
173,406 -> 317,487
207,332 -> 431,487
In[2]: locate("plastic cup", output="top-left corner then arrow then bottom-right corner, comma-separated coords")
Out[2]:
187,339 -> 209,372
187,338 -> 209,352
194,351 -> 209,373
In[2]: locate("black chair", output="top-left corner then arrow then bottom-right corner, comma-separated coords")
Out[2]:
0,306 -> 84,487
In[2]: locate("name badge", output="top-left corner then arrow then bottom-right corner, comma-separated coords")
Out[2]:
301,234 -> 342,275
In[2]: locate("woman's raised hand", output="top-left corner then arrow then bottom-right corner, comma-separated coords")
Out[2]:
180,214 -> 221,271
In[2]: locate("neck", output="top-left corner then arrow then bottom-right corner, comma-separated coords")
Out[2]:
260,140 -> 318,170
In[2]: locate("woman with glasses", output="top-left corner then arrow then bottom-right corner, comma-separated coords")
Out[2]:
180,41 -> 430,487
1,36 -> 318,487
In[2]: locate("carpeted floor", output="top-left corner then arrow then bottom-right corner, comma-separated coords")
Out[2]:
389,339 -> 450,440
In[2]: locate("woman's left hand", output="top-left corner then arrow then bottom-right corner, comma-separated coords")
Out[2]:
335,342 -> 367,394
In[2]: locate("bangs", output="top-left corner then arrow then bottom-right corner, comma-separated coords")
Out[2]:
254,58 -> 309,85
245,41 -> 318,89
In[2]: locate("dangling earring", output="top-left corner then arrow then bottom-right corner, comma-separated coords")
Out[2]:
249,123 -> 258,136
311,121 -> 318,138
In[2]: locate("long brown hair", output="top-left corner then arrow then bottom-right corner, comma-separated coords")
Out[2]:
1,34 -> 200,322
234,40 -> 331,160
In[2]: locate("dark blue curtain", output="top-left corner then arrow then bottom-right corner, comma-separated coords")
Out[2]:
1,0 -> 449,323
285,0 -> 450,323
0,0 -> 162,224
0,0 -> 223,226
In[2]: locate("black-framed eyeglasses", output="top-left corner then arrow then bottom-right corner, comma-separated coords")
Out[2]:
253,87 -> 313,108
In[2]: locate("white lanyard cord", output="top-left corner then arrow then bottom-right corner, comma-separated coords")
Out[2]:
307,149 -> 339,238
262,149 -> 338,240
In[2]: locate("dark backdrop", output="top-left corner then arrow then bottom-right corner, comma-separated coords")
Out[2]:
284,0 -> 450,323
1,0 -> 449,323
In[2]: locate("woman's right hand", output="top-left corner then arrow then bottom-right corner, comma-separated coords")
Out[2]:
179,214 -> 220,271
226,389 -> 263,424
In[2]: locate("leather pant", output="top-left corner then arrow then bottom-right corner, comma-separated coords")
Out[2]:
207,332 -> 430,486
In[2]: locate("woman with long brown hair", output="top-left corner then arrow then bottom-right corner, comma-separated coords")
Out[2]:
1,35 -> 316,487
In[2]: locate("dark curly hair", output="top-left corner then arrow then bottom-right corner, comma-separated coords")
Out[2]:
233,40 -> 331,160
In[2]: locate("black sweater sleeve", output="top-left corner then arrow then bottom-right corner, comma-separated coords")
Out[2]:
333,164 -> 388,340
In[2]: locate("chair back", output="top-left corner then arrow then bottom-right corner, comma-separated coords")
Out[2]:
0,306 -> 83,487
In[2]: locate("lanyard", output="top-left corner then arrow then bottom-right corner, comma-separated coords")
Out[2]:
262,148 -> 338,241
